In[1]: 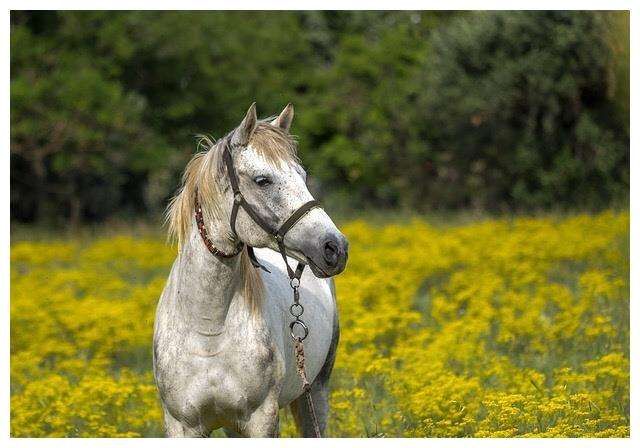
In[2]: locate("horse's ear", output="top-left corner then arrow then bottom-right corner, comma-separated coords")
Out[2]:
232,102 -> 258,147
270,103 -> 294,132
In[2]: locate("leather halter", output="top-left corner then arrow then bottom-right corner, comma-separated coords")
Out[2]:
196,139 -> 321,281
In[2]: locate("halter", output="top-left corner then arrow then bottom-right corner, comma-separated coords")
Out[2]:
194,137 -> 324,436
222,140 -> 321,283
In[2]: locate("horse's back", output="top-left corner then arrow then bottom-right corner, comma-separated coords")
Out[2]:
253,248 -> 338,406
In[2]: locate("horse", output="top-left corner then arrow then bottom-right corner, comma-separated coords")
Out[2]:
152,103 -> 348,437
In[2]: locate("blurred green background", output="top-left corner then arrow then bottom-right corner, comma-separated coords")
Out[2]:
10,11 -> 629,228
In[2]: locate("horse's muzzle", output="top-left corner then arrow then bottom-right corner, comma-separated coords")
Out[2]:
307,232 -> 348,278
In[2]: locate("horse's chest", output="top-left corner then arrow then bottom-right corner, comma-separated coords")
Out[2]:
162,332 -> 282,427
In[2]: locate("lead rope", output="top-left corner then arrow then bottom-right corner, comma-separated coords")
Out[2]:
288,278 -> 322,437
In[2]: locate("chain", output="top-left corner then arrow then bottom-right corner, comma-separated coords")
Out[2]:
288,278 -> 321,437
288,278 -> 309,343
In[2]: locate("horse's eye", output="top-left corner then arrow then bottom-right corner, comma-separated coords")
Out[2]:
254,176 -> 272,187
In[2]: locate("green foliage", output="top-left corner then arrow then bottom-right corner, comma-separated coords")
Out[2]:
416,11 -> 629,210
10,11 -> 629,225
297,13 -> 434,208
11,14 -> 168,225
11,11 -> 318,225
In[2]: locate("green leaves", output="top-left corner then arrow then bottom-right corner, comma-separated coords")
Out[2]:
10,11 -> 629,225
417,11 -> 628,211
11,17 -> 164,224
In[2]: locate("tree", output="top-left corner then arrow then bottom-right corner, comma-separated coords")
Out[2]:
10,11 -> 319,224
416,11 -> 629,210
11,20 -> 166,226
10,11 -> 629,224
297,12 -> 445,209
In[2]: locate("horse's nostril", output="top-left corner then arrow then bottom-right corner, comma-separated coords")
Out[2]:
323,240 -> 339,267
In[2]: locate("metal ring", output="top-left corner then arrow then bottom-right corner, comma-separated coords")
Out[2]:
290,278 -> 300,289
289,303 -> 304,318
289,320 -> 309,341
234,193 -> 243,204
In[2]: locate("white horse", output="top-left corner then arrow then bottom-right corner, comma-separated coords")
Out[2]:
153,103 -> 348,437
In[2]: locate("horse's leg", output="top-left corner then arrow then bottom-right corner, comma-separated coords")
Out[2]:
163,407 -> 208,437
241,394 -> 280,437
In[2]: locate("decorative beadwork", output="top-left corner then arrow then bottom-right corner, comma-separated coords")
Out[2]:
194,193 -> 242,258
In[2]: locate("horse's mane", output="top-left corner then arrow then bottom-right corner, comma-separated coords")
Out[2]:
165,121 -> 298,315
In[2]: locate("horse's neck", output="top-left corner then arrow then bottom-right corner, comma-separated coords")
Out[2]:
174,221 -> 243,335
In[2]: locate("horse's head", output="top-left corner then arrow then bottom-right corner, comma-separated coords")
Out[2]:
224,103 -> 348,278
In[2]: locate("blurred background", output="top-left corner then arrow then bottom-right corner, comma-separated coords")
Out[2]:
10,11 -> 629,228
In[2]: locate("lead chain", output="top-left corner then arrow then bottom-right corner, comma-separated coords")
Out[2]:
288,279 -> 310,389
288,278 -> 321,436
288,279 -> 309,342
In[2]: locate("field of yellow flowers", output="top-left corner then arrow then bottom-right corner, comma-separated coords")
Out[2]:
10,211 -> 629,437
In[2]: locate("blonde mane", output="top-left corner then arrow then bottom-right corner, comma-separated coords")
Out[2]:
165,121 -> 298,314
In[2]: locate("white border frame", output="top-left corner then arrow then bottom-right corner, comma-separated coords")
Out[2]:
2,2 -> 636,446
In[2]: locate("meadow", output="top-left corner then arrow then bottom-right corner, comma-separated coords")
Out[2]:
10,211 -> 629,437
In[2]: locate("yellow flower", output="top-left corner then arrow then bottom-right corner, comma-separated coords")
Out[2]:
11,211 -> 629,437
